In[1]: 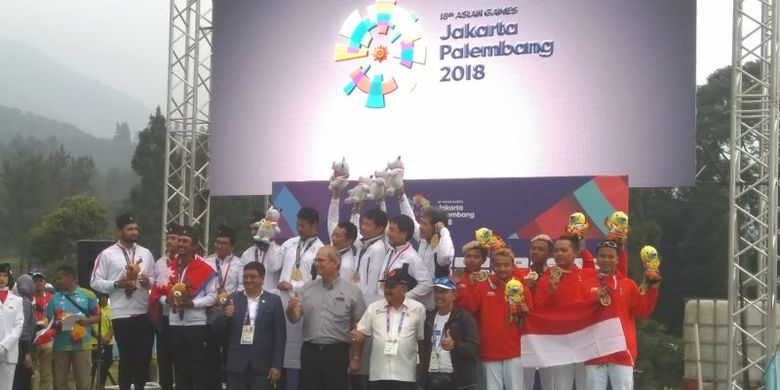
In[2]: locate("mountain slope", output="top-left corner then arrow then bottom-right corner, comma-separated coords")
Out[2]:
0,39 -> 152,138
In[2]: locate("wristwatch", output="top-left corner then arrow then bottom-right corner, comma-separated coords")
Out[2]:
113,281 -> 120,289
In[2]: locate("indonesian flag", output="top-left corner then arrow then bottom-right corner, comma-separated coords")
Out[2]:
521,301 -> 626,367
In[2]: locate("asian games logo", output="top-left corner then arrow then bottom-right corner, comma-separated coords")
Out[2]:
334,0 -> 427,109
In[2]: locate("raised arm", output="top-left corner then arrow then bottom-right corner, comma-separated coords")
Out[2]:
397,193 -> 421,242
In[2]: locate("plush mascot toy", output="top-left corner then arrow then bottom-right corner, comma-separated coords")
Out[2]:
640,245 -> 663,290
254,205 -> 281,244
385,156 -> 405,196
328,157 -> 350,192
605,211 -> 629,242
345,176 -> 372,205
367,171 -> 388,202
504,278 -> 525,325
565,212 -> 589,239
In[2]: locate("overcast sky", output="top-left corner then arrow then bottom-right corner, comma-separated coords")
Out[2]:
0,0 -> 731,109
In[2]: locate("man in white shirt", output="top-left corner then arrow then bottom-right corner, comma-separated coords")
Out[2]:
397,193 -> 455,279
205,224 -> 242,390
90,213 -> 156,390
351,267 -> 426,390
326,192 -> 359,277
153,222 -> 182,390
380,215 -> 433,310
161,226 -> 217,390
276,207 -> 324,378
240,213 -> 284,293
328,191 -> 388,303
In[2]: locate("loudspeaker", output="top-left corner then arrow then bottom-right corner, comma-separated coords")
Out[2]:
77,240 -> 115,289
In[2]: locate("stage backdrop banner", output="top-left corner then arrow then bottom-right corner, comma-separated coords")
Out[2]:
211,0 -> 695,195
270,175 -> 628,261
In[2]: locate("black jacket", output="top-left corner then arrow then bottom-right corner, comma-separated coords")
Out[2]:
418,306 -> 479,389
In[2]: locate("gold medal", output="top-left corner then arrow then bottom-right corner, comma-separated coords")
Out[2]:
599,294 -> 612,307
550,266 -> 563,281
291,267 -> 303,281
430,234 -> 440,247
352,271 -> 361,283
476,270 -> 489,282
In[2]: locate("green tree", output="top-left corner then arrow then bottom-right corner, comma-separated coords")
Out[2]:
0,136 -> 96,255
113,122 -> 132,145
27,195 -> 107,264
125,107 -> 167,255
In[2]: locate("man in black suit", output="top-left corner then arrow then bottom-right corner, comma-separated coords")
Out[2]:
214,262 -> 286,390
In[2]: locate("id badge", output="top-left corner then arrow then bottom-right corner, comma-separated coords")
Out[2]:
429,350 -> 440,372
383,338 -> 399,355
241,325 -> 255,345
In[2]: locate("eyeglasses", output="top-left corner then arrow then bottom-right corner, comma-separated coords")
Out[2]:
432,277 -> 454,287
597,241 -> 619,249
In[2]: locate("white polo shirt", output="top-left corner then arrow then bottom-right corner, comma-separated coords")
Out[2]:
357,297 -> 426,383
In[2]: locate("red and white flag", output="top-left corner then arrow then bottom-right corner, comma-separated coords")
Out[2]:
521,301 -> 626,367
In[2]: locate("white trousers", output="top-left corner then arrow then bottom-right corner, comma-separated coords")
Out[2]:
523,367 -> 554,390
483,357 -> 524,390
585,364 -> 633,390
0,362 -> 16,390
550,362 -> 586,389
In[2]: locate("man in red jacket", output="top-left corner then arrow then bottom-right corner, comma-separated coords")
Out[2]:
533,236 -> 597,390
459,248 -> 532,390
453,241 -> 488,307
584,241 -> 659,390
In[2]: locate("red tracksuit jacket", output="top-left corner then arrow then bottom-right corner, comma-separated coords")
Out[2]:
584,274 -> 659,366
457,273 -> 534,361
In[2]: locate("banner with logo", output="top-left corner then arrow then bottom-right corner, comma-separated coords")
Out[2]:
210,0 -> 694,195
271,175 -> 628,264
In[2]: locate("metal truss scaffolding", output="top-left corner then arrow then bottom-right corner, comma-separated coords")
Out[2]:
163,0 -> 213,252
729,0 -> 780,388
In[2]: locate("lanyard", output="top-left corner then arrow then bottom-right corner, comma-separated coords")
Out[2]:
216,255 -> 233,288
244,293 -> 262,325
340,245 -> 356,258
384,244 -> 411,276
254,248 -> 268,264
243,301 -> 252,325
386,305 -> 407,338
179,259 -> 194,284
431,320 -> 446,348
598,274 -> 618,292
119,244 -> 135,266
357,237 -> 380,278
295,238 -> 316,269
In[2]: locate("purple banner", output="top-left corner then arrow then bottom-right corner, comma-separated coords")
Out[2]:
271,175 -> 628,263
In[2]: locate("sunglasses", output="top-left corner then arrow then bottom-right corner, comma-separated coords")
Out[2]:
597,241 -> 619,249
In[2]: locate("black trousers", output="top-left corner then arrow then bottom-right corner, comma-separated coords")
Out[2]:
156,316 -> 174,390
369,381 -> 416,390
170,325 -> 209,390
298,342 -> 350,390
112,314 -> 154,390
91,345 -> 114,388
13,345 -> 32,390
350,374 -> 369,390
206,324 -> 228,390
